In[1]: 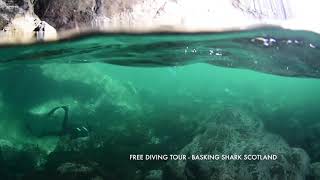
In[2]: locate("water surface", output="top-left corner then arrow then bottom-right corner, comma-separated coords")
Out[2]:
0,27 -> 319,180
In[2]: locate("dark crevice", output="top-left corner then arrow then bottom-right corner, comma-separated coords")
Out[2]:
94,0 -> 102,15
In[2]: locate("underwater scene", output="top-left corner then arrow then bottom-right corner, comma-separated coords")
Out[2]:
0,27 -> 320,180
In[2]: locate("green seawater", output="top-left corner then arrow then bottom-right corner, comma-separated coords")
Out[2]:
0,27 -> 320,180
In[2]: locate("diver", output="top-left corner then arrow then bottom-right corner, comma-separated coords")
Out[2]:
26,106 -> 90,139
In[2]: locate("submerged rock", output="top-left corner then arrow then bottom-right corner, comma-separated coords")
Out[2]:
54,136 -> 102,152
311,162 -> 320,180
0,139 -> 47,178
145,169 -> 163,180
165,108 -> 310,180
40,64 -> 142,119
57,162 -> 93,174
56,162 -> 104,180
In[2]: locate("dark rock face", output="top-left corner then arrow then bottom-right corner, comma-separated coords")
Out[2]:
34,0 -> 96,30
1,0 -> 297,34
3,0 -> 31,10
1,0 -> 144,31
164,108 -> 310,180
0,0 -> 31,29
33,0 -> 142,30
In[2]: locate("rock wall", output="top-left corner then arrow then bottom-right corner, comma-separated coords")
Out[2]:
1,0 -> 308,43
0,0 -> 33,29
0,0 -> 57,43
32,0 -> 293,31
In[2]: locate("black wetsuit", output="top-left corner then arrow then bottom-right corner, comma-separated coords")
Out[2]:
46,106 -> 70,136
30,106 -> 89,138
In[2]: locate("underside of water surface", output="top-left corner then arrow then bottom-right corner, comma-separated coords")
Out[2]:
0,27 -> 320,180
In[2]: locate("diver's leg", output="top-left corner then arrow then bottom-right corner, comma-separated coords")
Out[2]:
42,106 -> 69,136
60,106 -> 69,135
46,106 -> 63,116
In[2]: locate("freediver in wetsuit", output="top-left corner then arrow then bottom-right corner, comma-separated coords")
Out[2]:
27,106 -> 89,139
